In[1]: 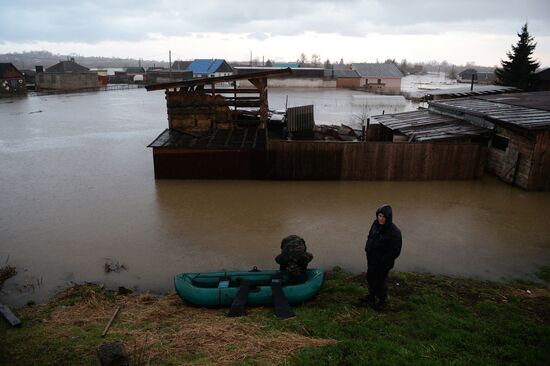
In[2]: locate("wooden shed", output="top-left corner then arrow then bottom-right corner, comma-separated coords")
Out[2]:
429,92 -> 550,190
145,68 -> 291,179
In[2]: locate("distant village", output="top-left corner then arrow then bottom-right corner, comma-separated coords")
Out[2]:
5,52 -> 548,96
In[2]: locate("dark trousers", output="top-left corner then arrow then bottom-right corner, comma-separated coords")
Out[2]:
367,267 -> 389,302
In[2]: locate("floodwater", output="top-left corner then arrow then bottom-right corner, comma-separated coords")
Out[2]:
1,88 -> 550,306
270,87 -> 419,126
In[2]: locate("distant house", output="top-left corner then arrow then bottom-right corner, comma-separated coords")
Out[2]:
146,68 -> 193,84
125,67 -> 145,83
352,63 -> 403,94
273,62 -> 300,68
476,72 -> 496,84
458,68 -> 495,84
458,68 -> 478,82
235,66 -> 335,87
536,68 -> 550,91
171,61 -> 192,71
21,69 -> 36,88
326,69 -> 361,88
125,66 -> 145,76
0,63 -> 26,97
45,59 -> 89,73
36,58 -> 100,91
187,59 -> 233,78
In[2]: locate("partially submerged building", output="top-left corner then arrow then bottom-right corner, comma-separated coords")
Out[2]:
330,69 -> 361,88
145,68 -> 192,84
352,63 -> 403,95
187,59 -> 233,78
0,63 -> 26,97
457,68 -> 496,84
36,58 -> 100,91
372,92 -> 550,190
235,67 -> 336,88
146,68 -> 291,178
145,68 -> 491,182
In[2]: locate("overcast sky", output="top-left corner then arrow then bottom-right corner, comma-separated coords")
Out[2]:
1,0 -> 549,66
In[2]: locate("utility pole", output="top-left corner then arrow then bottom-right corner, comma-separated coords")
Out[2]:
169,50 -> 172,81
250,51 -> 252,66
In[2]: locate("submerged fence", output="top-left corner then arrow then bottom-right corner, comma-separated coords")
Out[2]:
267,140 -> 487,180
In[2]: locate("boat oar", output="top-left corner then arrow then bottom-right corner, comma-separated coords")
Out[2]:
227,279 -> 250,317
271,280 -> 295,319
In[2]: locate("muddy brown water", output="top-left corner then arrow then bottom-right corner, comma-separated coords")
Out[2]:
1,88 -> 549,306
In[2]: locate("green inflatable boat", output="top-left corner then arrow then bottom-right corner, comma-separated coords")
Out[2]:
174,269 -> 324,307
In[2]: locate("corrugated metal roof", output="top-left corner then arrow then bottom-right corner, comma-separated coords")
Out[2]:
188,59 -> 227,74
45,60 -> 89,73
430,93 -> 550,130
324,69 -> 360,78
0,63 -> 22,78
125,67 -> 145,73
148,127 -> 266,149
352,63 -> 403,78
477,91 -> 550,112
372,110 -> 491,141
426,86 -> 518,97
172,61 -> 192,70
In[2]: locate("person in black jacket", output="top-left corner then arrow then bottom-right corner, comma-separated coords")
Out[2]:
364,204 -> 402,310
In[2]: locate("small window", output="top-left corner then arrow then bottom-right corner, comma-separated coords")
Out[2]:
492,135 -> 509,151
377,79 -> 381,84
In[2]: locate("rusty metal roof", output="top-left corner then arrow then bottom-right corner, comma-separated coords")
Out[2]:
372,110 -> 491,142
148,127 -> 266,150
430,92 -> 550,130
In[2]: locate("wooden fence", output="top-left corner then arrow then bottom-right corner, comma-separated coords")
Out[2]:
267,140 -> 487,180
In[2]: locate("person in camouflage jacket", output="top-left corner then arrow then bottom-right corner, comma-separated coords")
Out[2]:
275,235 -> 313,283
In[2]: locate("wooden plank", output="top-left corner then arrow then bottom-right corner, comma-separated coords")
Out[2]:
101,306 -> 121,337
0,304 -> 21,327
205,88 -> 259,94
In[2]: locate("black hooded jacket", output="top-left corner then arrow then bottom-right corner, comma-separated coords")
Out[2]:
365,205 -> 402,271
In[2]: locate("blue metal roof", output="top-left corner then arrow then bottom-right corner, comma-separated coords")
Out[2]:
187,59 -> 225,74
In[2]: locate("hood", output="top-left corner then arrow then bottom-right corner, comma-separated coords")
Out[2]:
376,204 -> 393,226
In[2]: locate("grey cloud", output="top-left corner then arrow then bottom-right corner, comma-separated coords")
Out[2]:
1,0 -> 549,43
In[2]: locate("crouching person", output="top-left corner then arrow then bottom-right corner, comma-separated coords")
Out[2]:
275,235 -> 313,284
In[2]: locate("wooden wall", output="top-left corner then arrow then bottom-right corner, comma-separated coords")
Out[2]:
152,148 -> 266,179
166,92 -> 231,132
267,141 -> 487,180
487,126 -> 536,189
529,130 -> 550,190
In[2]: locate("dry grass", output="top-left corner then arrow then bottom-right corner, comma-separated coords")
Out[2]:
0,265 -> 17,288
45,287 -> 335,365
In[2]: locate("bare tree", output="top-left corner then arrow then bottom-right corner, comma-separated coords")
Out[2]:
311,54 -> 321,66
298,53 -> 308,66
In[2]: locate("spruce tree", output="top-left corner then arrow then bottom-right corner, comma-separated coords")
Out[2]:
495,23 -> 540,90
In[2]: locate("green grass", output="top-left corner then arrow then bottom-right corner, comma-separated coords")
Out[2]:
537,266 -> 550,283
1,270 -> 549,365
251,270 -> 550,366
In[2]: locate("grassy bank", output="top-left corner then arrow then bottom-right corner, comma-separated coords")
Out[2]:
1,268 -> 549,365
